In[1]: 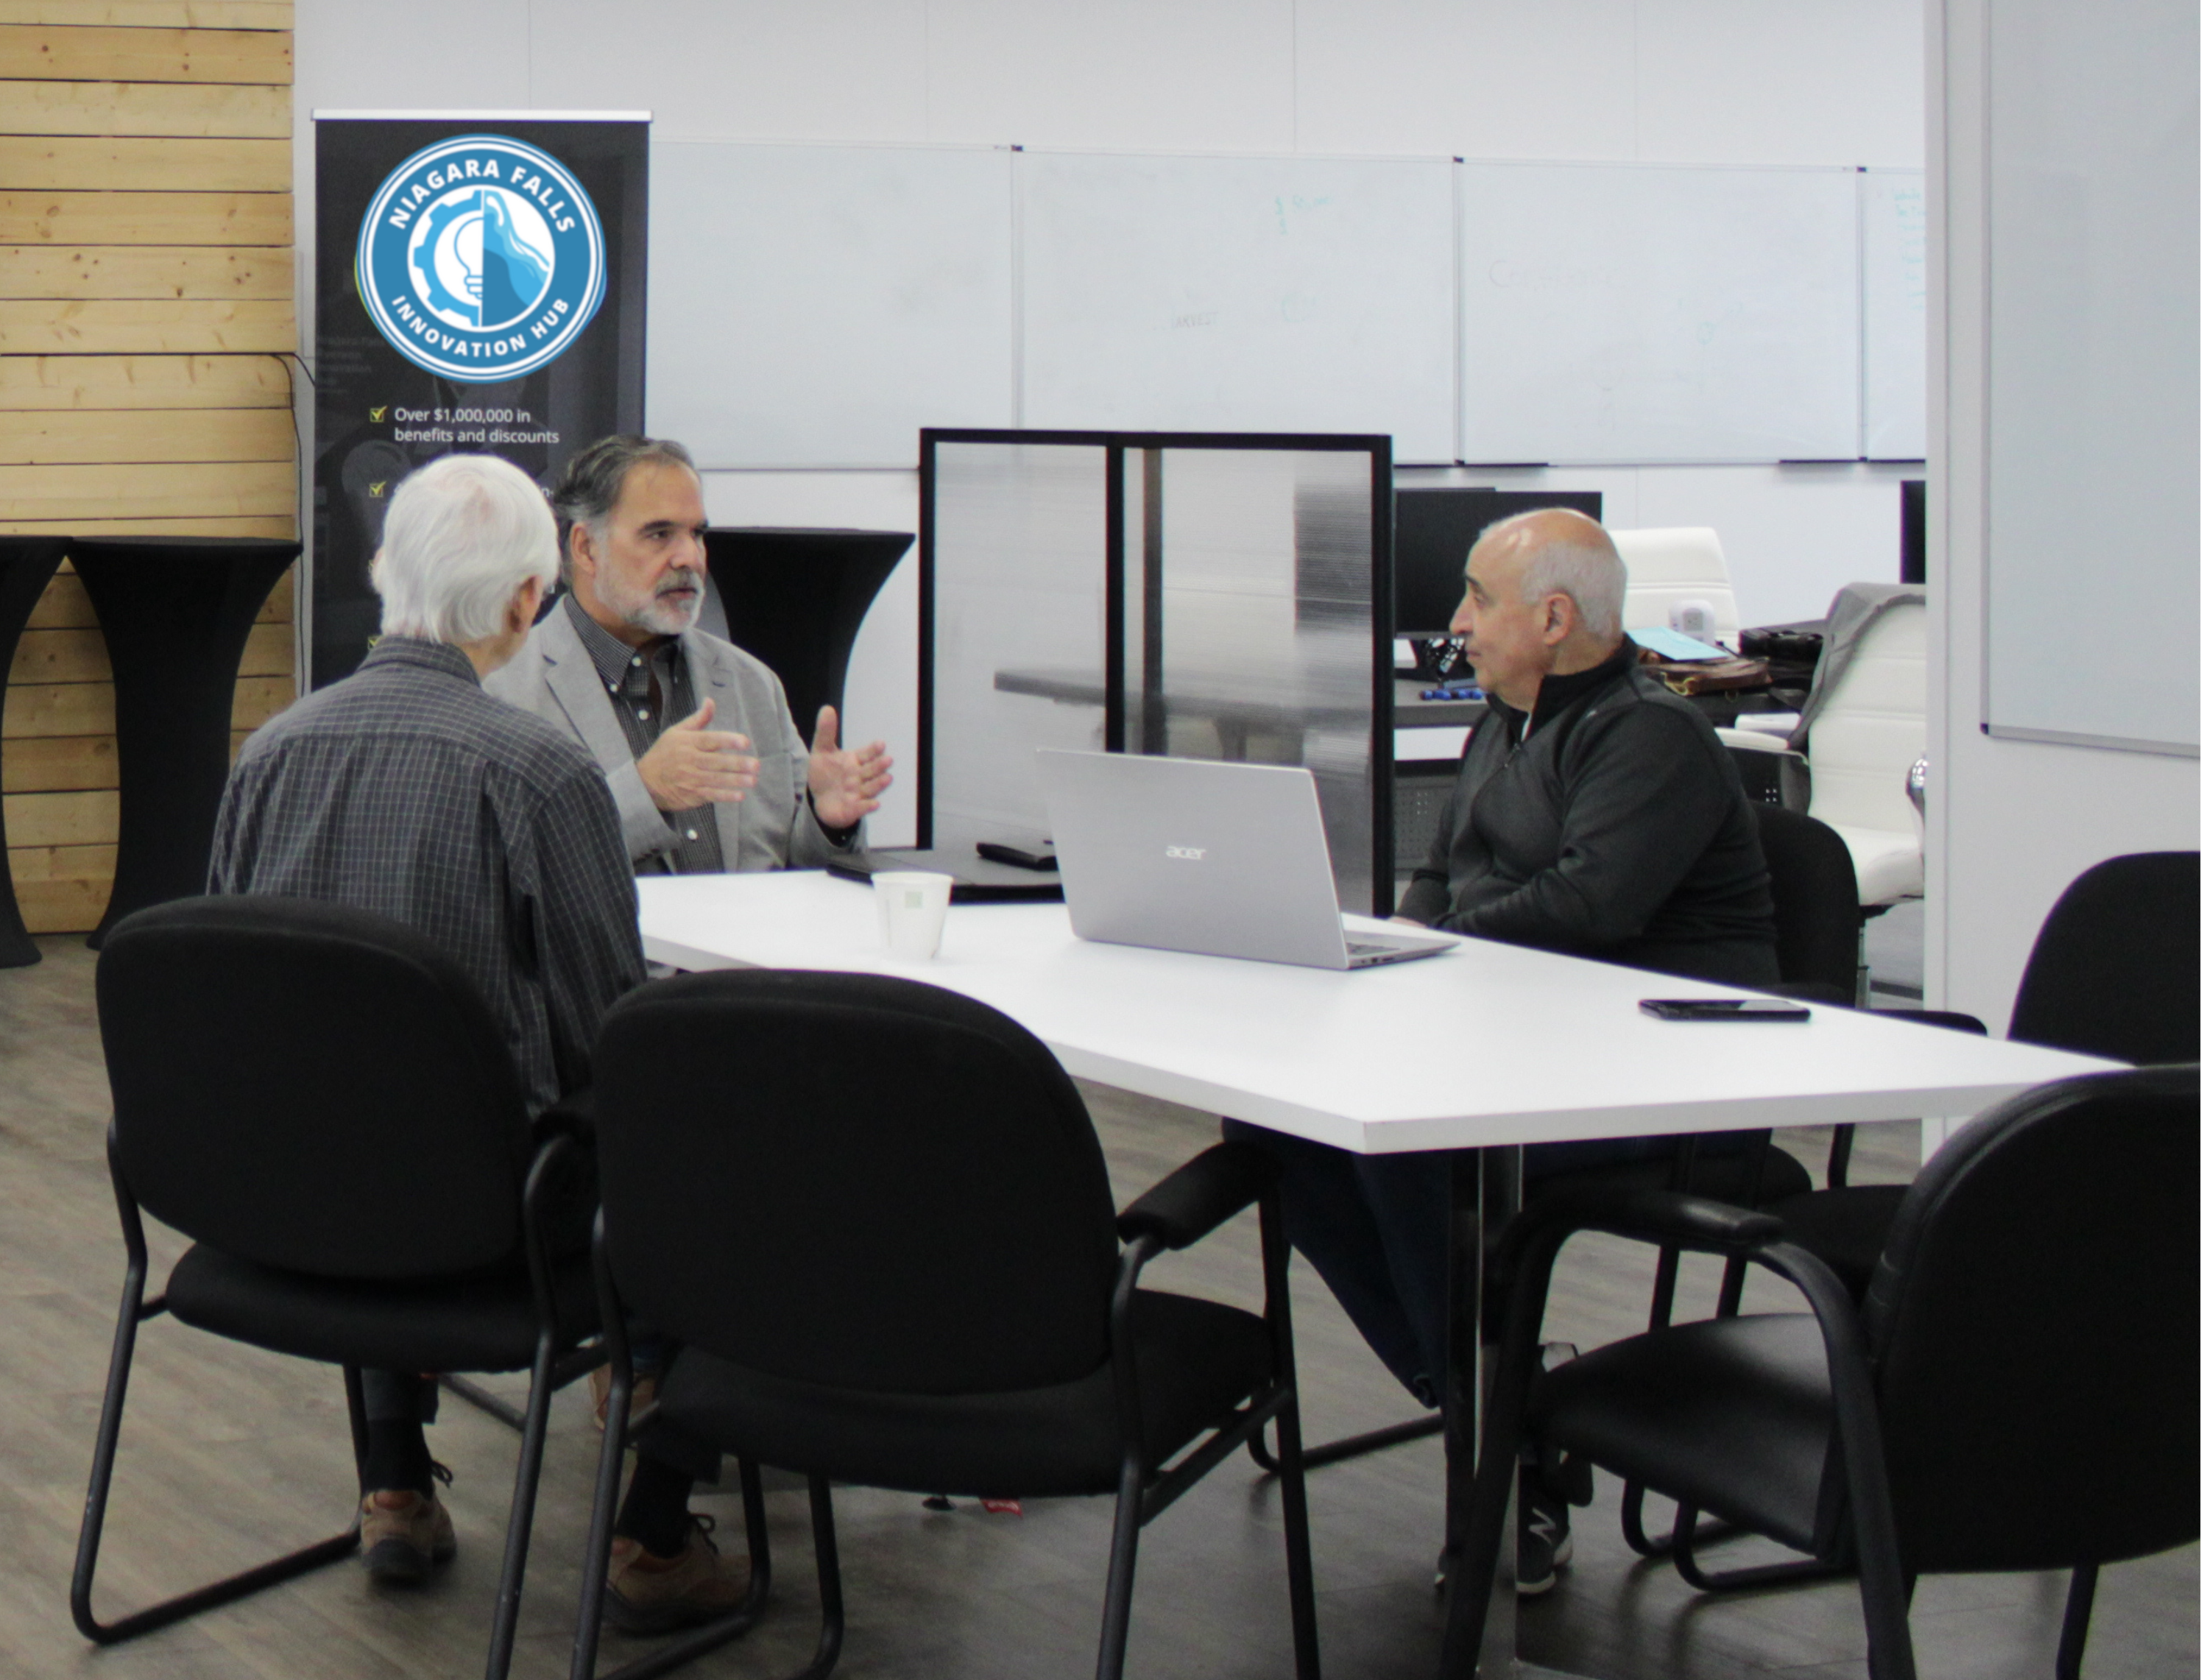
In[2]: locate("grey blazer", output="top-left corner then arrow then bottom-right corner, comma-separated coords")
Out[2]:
483,604 -> 854,872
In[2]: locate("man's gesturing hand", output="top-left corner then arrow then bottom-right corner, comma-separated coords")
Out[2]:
637,698 -> 760,811
807,705 -> 894,830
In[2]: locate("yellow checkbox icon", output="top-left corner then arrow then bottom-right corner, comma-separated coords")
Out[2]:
369,406 -> 388,422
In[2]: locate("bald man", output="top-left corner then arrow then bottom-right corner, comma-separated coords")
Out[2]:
1395,507 -> 1776,973
1225,509 -> 1776,1592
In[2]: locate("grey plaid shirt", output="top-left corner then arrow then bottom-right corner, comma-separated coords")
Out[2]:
209,636 -> 647,1114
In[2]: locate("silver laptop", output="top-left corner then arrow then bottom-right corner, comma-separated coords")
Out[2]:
1034,750 -> 1455,970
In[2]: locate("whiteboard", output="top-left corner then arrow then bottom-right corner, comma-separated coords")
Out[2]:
1018,151 -> 1457,462
646,142 -> 1013,468
1983,0 -> 2198,755
1458,162 -> 1861,465
1860,168 -> 1928,460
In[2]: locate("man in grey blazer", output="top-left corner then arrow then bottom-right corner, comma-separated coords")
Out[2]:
485,434 -> 892,876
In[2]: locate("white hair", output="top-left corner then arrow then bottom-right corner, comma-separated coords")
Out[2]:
1472,508 -> 1627,639
372,453 -> 559,644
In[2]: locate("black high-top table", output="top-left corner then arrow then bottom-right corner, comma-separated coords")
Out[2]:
0,536 -> 72,965
68,537 -> 301,947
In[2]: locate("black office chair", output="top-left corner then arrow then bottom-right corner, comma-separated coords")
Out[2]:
74,896 -> 606,1680
1754,802 -> 1862,1006
571,968 -> 1321,1680
1769,850 -> 2201,1298
1447,1065 -> 2200,1680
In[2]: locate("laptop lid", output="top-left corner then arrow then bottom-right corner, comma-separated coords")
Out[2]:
1034,749 -> 1451,970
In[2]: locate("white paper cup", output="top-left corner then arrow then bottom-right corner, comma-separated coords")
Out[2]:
873,870 -> 955,960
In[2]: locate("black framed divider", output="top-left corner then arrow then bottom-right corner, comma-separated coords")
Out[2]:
919,428 -> 1396,916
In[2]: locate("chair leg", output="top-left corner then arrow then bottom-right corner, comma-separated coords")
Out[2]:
482,1332 -> 563,1680
71,1271 -> 361,1645
2055,1561 -> 2098,1680
440,1372 -> 529,1433
1670,1503 -> 1847,1592
1095,1454 -> 1148,1680
1619,1483 -> 1749,1563
1247,1410 -> 1444,1474
1268,1394 -> 1324,1680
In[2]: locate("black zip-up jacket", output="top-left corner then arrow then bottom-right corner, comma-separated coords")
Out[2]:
1396,640 -> 1778,986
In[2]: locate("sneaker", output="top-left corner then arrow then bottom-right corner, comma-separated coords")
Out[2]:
587,1363 -> 660,1434
605,1515 -> 751,1634
1516,1488 -> 1574,1597
360,1487 -> 456,1584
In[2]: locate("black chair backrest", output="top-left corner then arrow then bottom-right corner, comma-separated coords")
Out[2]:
2009,851 -> 2200,1064
592,969 -> 1123,1397
1752,802 -> 1861,998
98,895 -> 537,1280
1862,1065 -> 2199,1574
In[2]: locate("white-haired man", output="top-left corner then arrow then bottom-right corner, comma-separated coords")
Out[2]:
1226,508 -> 1776,1592
484,433 -> 891,874
208,453 -> 743,1631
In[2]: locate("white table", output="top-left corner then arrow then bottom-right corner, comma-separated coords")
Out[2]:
636,871 -> 2117,1676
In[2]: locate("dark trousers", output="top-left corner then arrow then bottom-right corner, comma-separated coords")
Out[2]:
1220,1120 -> 1687,1403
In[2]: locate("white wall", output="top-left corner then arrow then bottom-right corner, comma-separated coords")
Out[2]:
1926,0 -> 2200,1032
294,0 -> 1929,844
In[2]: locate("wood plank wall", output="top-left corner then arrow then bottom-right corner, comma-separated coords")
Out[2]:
0,0 -> 297,933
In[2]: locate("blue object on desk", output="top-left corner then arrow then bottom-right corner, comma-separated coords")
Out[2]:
1631,625 -> 1730,663
1419,684 -> 1484,701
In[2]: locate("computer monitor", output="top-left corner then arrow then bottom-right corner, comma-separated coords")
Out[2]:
1900,479 -> 1926,584
1392,488 -> 1604,637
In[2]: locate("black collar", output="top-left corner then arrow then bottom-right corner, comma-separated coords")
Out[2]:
1486,638 -> 1639,738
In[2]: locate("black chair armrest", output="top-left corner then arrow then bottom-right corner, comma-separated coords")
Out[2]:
1117,1141 -> 1279,1252
532,1087 -> 596,1146
1516,1185 -> 1786,1259
1764,980 -> 1854,1007
1874,1009 -> 1989,1035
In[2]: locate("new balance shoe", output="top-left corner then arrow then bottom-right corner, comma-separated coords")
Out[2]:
360,1487 -> 456,1584
1516,1489 -> 1574,1597
605,1514 -> 752,1634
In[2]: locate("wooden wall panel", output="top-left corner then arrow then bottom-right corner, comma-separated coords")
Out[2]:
0,296 -> 297,351
0,187 -> 290,243
0,352 -> 289,408
0,405 -> 294,464
0,24 -> 292,83
0,5 -> 290,27
0,133 -> 289,190
0,244 -> 290,297
0,78 -> 288,136
1,1 -> 294,932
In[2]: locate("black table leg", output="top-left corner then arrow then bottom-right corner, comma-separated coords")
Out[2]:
69,537 -> 301,945
1443,1144 -> 1525,1679
0,537 -> 73,967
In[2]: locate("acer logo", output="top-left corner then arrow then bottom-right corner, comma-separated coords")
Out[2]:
1164,844 -> 1207,861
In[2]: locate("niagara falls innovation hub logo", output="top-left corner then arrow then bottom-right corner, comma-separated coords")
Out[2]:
356,134 -> 606,382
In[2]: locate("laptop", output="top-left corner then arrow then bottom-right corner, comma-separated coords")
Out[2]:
1034,749 -> 1456,970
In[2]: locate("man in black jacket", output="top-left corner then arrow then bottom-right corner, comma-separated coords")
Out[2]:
1226,509 -> 1776,1587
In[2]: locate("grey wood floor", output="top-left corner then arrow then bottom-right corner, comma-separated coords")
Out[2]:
2,937 -> 2191,1679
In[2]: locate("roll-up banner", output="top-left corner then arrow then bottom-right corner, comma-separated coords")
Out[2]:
310,113 -> 649,686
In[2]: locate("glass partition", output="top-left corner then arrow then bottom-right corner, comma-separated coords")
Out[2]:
922,430 -> 1392,913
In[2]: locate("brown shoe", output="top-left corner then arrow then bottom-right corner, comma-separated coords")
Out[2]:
605,1515 -> 750,1634
587,1363 -> 660,1433
360,1488 -> 456,1584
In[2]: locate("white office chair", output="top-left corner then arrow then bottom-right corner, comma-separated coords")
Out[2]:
1611,526 -> 1742,644
1721,590 -> 1927,908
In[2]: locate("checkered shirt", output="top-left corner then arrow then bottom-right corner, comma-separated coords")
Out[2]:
208,635 -> 647,1114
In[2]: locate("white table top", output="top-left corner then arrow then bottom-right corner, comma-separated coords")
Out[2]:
637,871 -> 2116,1155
